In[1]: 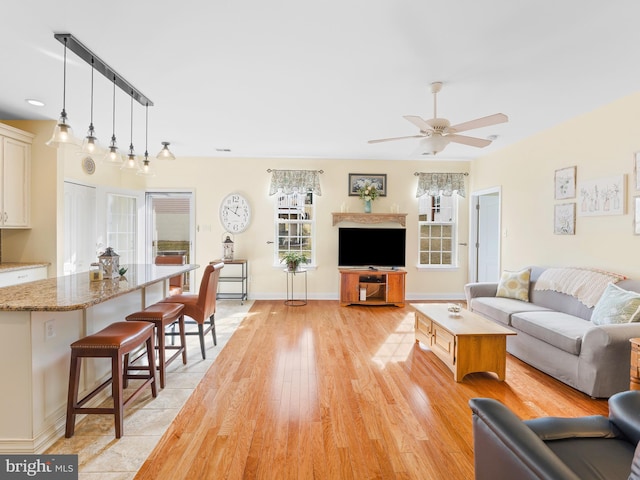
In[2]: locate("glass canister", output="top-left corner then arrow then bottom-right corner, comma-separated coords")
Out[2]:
89,262 -> 103,282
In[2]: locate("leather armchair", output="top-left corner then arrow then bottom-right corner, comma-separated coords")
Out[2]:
469,391 -> 640,480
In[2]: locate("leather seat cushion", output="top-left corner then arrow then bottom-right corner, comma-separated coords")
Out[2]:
545,437 -> 635,479
511,311 -> 591,355
71,321 -> 154,350
126,303 -> 184,322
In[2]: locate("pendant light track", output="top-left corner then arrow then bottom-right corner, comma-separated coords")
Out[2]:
54,33 -> 153,107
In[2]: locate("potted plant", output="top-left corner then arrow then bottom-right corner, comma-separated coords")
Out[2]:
281,251 -> 308,274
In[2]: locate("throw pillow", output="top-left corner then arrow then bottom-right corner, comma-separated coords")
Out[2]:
591,283 -> 640,325
496,268 -> 531,302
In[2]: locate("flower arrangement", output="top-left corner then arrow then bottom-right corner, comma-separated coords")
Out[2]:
356,181 -> 381,202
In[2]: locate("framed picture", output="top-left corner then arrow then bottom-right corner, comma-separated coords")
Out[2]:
635,152 -> 640,191
635,196 -> 640,235
578,174 -> 626,216
554,166 -> 576,199
348,173 -> 387,197
554,203 -> 576,235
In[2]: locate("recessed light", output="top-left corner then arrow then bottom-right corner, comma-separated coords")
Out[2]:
25,99 -> 45,107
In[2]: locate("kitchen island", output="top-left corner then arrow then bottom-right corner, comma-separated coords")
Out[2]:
0,263 -> 199,453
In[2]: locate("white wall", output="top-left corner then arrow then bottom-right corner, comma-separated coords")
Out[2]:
471,91 -> 640,279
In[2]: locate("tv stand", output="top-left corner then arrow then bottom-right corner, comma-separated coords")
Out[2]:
339,268 -> 406,307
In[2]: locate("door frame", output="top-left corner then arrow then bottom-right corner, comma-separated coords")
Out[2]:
468,186 -> 502,283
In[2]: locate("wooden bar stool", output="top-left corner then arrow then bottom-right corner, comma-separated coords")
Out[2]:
65,321 -> 157,439
125,303 -> 187,389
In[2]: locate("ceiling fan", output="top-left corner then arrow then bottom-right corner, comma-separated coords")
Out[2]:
368,82 -> 508,155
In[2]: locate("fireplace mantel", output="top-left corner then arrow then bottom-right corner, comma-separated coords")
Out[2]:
332,212 -> 407,226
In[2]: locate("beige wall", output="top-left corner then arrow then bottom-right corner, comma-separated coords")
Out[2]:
146,157 -> 470,299
471,91 -> 640,279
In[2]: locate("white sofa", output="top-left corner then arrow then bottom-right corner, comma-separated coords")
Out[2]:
465,266 -> 640,398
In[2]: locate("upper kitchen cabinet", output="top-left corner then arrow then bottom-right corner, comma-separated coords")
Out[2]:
0,123 -> 33,228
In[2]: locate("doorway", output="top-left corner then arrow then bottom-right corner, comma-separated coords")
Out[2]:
470,187 -> 501,283
64,181 -> 97,275
145,192 -> 195,291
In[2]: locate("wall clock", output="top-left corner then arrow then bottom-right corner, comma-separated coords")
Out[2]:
219,193 -> 251,233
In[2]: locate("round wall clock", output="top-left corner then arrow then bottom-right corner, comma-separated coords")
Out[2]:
219,193 -> 251,233
82,156 -> 96,175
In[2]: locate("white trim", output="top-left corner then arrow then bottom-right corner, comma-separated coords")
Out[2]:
468,186 -> 502,283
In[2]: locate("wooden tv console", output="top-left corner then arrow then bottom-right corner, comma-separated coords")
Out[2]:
339,268 -> 406,307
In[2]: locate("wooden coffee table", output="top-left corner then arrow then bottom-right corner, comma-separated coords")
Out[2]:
412,303 -> 516,382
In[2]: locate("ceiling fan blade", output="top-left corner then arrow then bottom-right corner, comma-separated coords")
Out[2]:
447,134 -> 492,148
368,134 -> 425,144
448,113 -> 508,134
403,115 -> 433,132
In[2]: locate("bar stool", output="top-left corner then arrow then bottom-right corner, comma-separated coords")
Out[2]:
125,303 -> 187,389
65,321 -> 157,439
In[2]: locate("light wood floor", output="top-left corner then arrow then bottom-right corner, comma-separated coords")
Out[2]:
134,300 -> 608,480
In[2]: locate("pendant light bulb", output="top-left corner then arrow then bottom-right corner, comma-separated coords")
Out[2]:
137,103 -> 156,177
47,36 -> 74,147
81,58 -> 100,156
121,93 -> 139,171
103,76 -> 122,165
156,141 -> 176,160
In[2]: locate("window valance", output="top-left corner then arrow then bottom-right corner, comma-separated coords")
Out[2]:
415,172 -> 466,198
268,169 -> 322,196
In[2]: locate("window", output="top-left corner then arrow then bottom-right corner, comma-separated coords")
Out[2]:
418,194 -> 459,267
274,189 -> 315,266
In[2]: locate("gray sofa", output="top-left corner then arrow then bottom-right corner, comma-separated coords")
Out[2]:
465,266 -> 640,398
469,391 -> 640,480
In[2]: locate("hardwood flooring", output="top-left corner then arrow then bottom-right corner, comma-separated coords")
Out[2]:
134,300 -> 608,479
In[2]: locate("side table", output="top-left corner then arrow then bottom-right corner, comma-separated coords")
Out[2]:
630,338 -> 640,390
284,268 -> 307,306
214,259 -> 248,304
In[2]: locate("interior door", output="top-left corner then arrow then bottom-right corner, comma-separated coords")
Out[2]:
64,182 -> 97,274
471,189 -> 501,283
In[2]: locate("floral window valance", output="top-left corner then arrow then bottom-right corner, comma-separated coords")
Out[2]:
268,169 -> 322,196
415,172 -> 466,198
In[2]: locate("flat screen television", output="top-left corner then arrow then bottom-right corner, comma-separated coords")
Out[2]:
338,227 -> 406,268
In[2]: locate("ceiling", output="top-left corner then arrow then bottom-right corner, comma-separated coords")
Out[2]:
2,1 -> 640,161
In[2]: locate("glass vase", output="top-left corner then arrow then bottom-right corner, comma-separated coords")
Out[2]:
364,199 -> 371,213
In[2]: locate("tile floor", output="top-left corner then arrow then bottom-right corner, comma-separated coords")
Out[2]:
45,300 -> 254,480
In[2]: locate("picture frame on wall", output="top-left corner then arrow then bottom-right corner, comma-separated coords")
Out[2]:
348,173 -> 387,196
554,166 -> 576,199
635,152 -> 640,191
554,203 -> 576,235
578,174 -> 626,216
635,196 -> 640,235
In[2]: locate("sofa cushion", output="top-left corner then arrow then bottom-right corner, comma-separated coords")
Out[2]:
496,268 -> 531,301
471,297 -> 551,326
591,283 -> 640,325
511,311 -> 591,355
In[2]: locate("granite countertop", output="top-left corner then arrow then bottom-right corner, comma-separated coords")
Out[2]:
0,263 -> 199,312
0,262 -> 50,272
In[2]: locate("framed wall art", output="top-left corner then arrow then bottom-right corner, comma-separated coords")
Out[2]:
578,174 -> 626,216
554,203 -> 576,235
348,173 -> 387,197
554,166 -> 576,200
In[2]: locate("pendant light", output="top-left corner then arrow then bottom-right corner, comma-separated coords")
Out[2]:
80,57 -> 99,155
156,141 -> 176,160
121,92 -> 139,171
137,103 -> 156,177
46,36 -> 74,147
103,75 -> 123,165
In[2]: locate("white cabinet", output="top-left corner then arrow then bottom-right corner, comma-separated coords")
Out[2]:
0,266 -> 47,287
0,123 -> 33,228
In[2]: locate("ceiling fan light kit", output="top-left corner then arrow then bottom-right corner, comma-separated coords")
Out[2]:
368,81 -> 508,155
